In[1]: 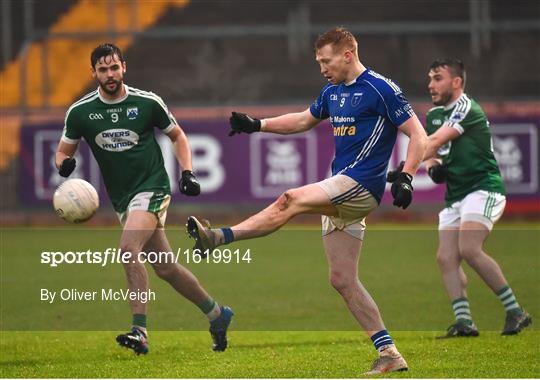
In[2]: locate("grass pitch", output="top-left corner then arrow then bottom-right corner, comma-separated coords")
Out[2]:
1,331 -> 539,378
1,223 -> 539,377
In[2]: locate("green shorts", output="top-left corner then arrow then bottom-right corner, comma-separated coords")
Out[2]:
116,191 -> 171,227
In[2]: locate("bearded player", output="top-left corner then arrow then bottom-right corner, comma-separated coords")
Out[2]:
55,43 -> 233,354
391,58 -> 531,337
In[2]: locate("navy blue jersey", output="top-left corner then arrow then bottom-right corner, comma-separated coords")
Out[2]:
310,69 -> 414,203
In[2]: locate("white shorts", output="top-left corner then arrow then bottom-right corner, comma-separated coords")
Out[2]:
439,190 -> 506,231
316,175 -> 378,240
116,191 -> 171,227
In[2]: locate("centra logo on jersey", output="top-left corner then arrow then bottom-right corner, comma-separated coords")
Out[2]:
95,129 -> 139,152
89,113 -> 104,120
333,125 -> 357,137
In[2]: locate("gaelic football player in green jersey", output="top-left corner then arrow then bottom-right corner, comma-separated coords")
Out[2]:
390,58 -> 531,337
54,44 -> 233,354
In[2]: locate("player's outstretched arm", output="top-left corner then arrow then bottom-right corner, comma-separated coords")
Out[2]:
55,140 -> 78,177
422,125 -> 460,184
424,125 -> 460,159
167,124 -> 200,196
228,108 -> 319,136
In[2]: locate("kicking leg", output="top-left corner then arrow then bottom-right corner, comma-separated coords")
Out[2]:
187,183 -> 338,249
233,183 -> 337,239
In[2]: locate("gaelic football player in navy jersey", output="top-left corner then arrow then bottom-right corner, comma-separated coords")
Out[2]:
188,27 -> 427,374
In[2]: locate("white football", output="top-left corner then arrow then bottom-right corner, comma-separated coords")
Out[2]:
53,179 -> 99,223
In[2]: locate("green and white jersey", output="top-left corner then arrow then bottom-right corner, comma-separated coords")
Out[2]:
426,94 -> 505,207
62,84 -> 176,212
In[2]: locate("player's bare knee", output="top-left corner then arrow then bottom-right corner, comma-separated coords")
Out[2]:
276,190 -> 294,211
285,188 -> 307,213
120,245 -> 142,263
436,250 -> 457,269
458,245 -> 482,263
329,270 -> 354,294
272,189 -> 301,220
153,263 -> 176,280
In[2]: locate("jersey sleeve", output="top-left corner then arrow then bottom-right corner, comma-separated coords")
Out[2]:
370,80 -> 415,127
61,107 -> 82,144
151,94 -> 178,134
309,85 -> 331,120
445,96 -> 474,134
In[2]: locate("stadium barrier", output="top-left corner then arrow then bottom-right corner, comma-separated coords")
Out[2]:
17,109 -> 540,216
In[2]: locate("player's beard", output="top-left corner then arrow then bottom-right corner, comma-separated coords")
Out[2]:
100,79 -> 123,96
432,89 -> 453,106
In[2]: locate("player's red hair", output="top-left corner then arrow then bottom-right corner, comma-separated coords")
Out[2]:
314,27 -> 357,54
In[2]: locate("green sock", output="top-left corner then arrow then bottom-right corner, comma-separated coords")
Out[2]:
496,285 -> 522,314
197,298 -> 221,321
452,297 -> 473,325
132,314 -> 147,328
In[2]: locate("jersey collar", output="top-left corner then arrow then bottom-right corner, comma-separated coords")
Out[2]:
344,68 -> 369,86
98,83 -> 129,104
444,93 -> 465,111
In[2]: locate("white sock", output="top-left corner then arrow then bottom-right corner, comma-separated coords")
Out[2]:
207,302 -> 221,321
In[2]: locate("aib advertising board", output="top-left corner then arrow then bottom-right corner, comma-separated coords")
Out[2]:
19,118 -> 540,207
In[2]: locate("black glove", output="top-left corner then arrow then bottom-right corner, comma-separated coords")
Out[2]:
391,172 -> 413,209
428,164 -> 448,184
179,170 -> 200,196
229,111 -> 261,136
58,157 -> 76,177
387,161 -> 405,183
